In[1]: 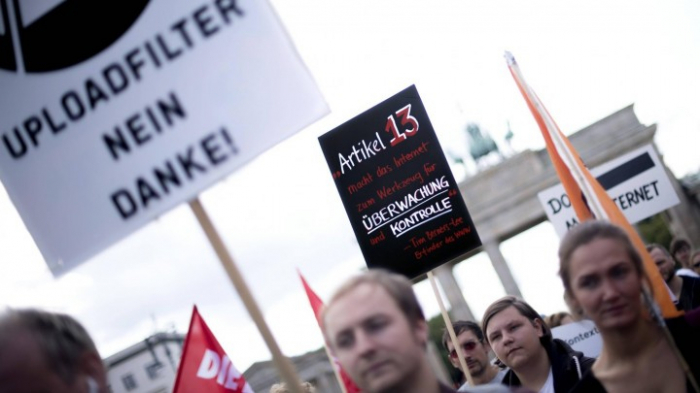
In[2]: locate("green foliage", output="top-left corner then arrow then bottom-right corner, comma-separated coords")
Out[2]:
637,213 -> 673,249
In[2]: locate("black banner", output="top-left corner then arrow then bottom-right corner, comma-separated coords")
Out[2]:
319,85 -> 481,279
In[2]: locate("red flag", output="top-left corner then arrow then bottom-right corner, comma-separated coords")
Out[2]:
505,52 -> 681,318
299,271 -> 325,325
298,271 -> 361,393
173,306 -> 255,393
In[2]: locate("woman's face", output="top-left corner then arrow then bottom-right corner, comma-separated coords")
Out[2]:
485,306 -> 545,371
566,237 -> 643,331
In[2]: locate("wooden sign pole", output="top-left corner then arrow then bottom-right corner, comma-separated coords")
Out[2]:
427,271 -> 474,387
189,198 -> 305,393
321,345 -> 349,393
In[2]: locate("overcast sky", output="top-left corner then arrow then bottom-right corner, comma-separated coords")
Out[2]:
1,0 -> 699,375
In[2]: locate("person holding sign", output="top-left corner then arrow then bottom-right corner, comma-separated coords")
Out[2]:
558,220 -> 700,392
482,297 -> 594,393
321,269 -> 520,393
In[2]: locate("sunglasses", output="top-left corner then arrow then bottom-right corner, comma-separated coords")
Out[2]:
449,341 -> 479,359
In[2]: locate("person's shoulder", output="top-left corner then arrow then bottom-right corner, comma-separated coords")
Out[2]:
500,368 -> 519,386
680,275 -> 700,286
676,268 -> 700,278
495,367 -> 508,381
552,337 -> 591,361
551,338 -> 595,374
460,384 -> 531,393
569,369 -> 606,393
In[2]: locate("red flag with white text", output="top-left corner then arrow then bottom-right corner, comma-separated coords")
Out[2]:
299,271 -> 361,393
173,306 -> 254,393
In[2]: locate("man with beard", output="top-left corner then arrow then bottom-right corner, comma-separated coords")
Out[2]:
648,243 -> 700,311
442,321 -> 507,390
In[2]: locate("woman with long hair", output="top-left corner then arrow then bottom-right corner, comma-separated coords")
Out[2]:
558,220 -> 700,392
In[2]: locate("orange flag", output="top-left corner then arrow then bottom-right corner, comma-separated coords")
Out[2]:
299,271 -> 362,393
505,52 -> 681,318
173,306 -> 255,393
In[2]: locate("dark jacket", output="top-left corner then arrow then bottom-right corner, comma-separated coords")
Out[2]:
678,275 -> 700,311
440,384 -> 459,393
570,312 -> 700,393
501,337 -> 595,393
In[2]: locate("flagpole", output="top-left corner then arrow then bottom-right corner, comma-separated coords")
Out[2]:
189,197 -> 306,393
504,51 -> 695,390
427,271 -> 474,386
504,52 -> 606,219
298,271 -> 355,393
322,345 -> 349,393
505,51 -> 679,316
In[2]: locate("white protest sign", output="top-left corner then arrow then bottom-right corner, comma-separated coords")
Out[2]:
538,145 -> 680,238
0,0 -> 328,275
552,320 -> 602,358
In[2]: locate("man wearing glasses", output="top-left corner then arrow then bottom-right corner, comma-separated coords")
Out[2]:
442,321 -> 507,390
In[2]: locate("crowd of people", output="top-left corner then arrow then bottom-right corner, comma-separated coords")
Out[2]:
317,220 -> 700,393
2,220 -> 699,393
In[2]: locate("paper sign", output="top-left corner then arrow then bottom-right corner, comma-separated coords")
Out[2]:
319,85 -> 481,279
552,320 -> 602,358
0,0 -> 328,275
538,145 -> 680,237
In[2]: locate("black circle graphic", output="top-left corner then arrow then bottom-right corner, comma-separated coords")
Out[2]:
0,0 -> 150,73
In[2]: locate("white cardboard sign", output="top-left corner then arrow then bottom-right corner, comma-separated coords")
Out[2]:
538,145 -> 680,238
0,0 -> 328,275
552,320 -> 602,358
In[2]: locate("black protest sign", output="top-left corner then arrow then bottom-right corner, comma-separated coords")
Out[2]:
319,85 -> 481,279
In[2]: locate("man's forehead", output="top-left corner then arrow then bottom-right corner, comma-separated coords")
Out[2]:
343,283 -> 393,308
457,329 -> 479,342
650,248 -> 667,258
489,308 -> 526,329
325,283 -> 398,325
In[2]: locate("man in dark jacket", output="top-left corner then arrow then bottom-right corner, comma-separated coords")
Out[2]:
482,296 -> 595,393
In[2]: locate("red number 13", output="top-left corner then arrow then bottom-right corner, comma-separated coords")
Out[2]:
385,104 -> 419,147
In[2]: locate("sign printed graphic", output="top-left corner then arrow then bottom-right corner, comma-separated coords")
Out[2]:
552,320 -> 602,358
0,0 -> 328,275
319,85 -> 481,279
538,145 -> 680,237
0,0 -> 150,72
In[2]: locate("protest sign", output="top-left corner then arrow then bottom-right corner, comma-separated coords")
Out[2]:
538,145 -> 680,237
0,0 -> 328,275
551,320 -> 602,358
319,85 -> 481,279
